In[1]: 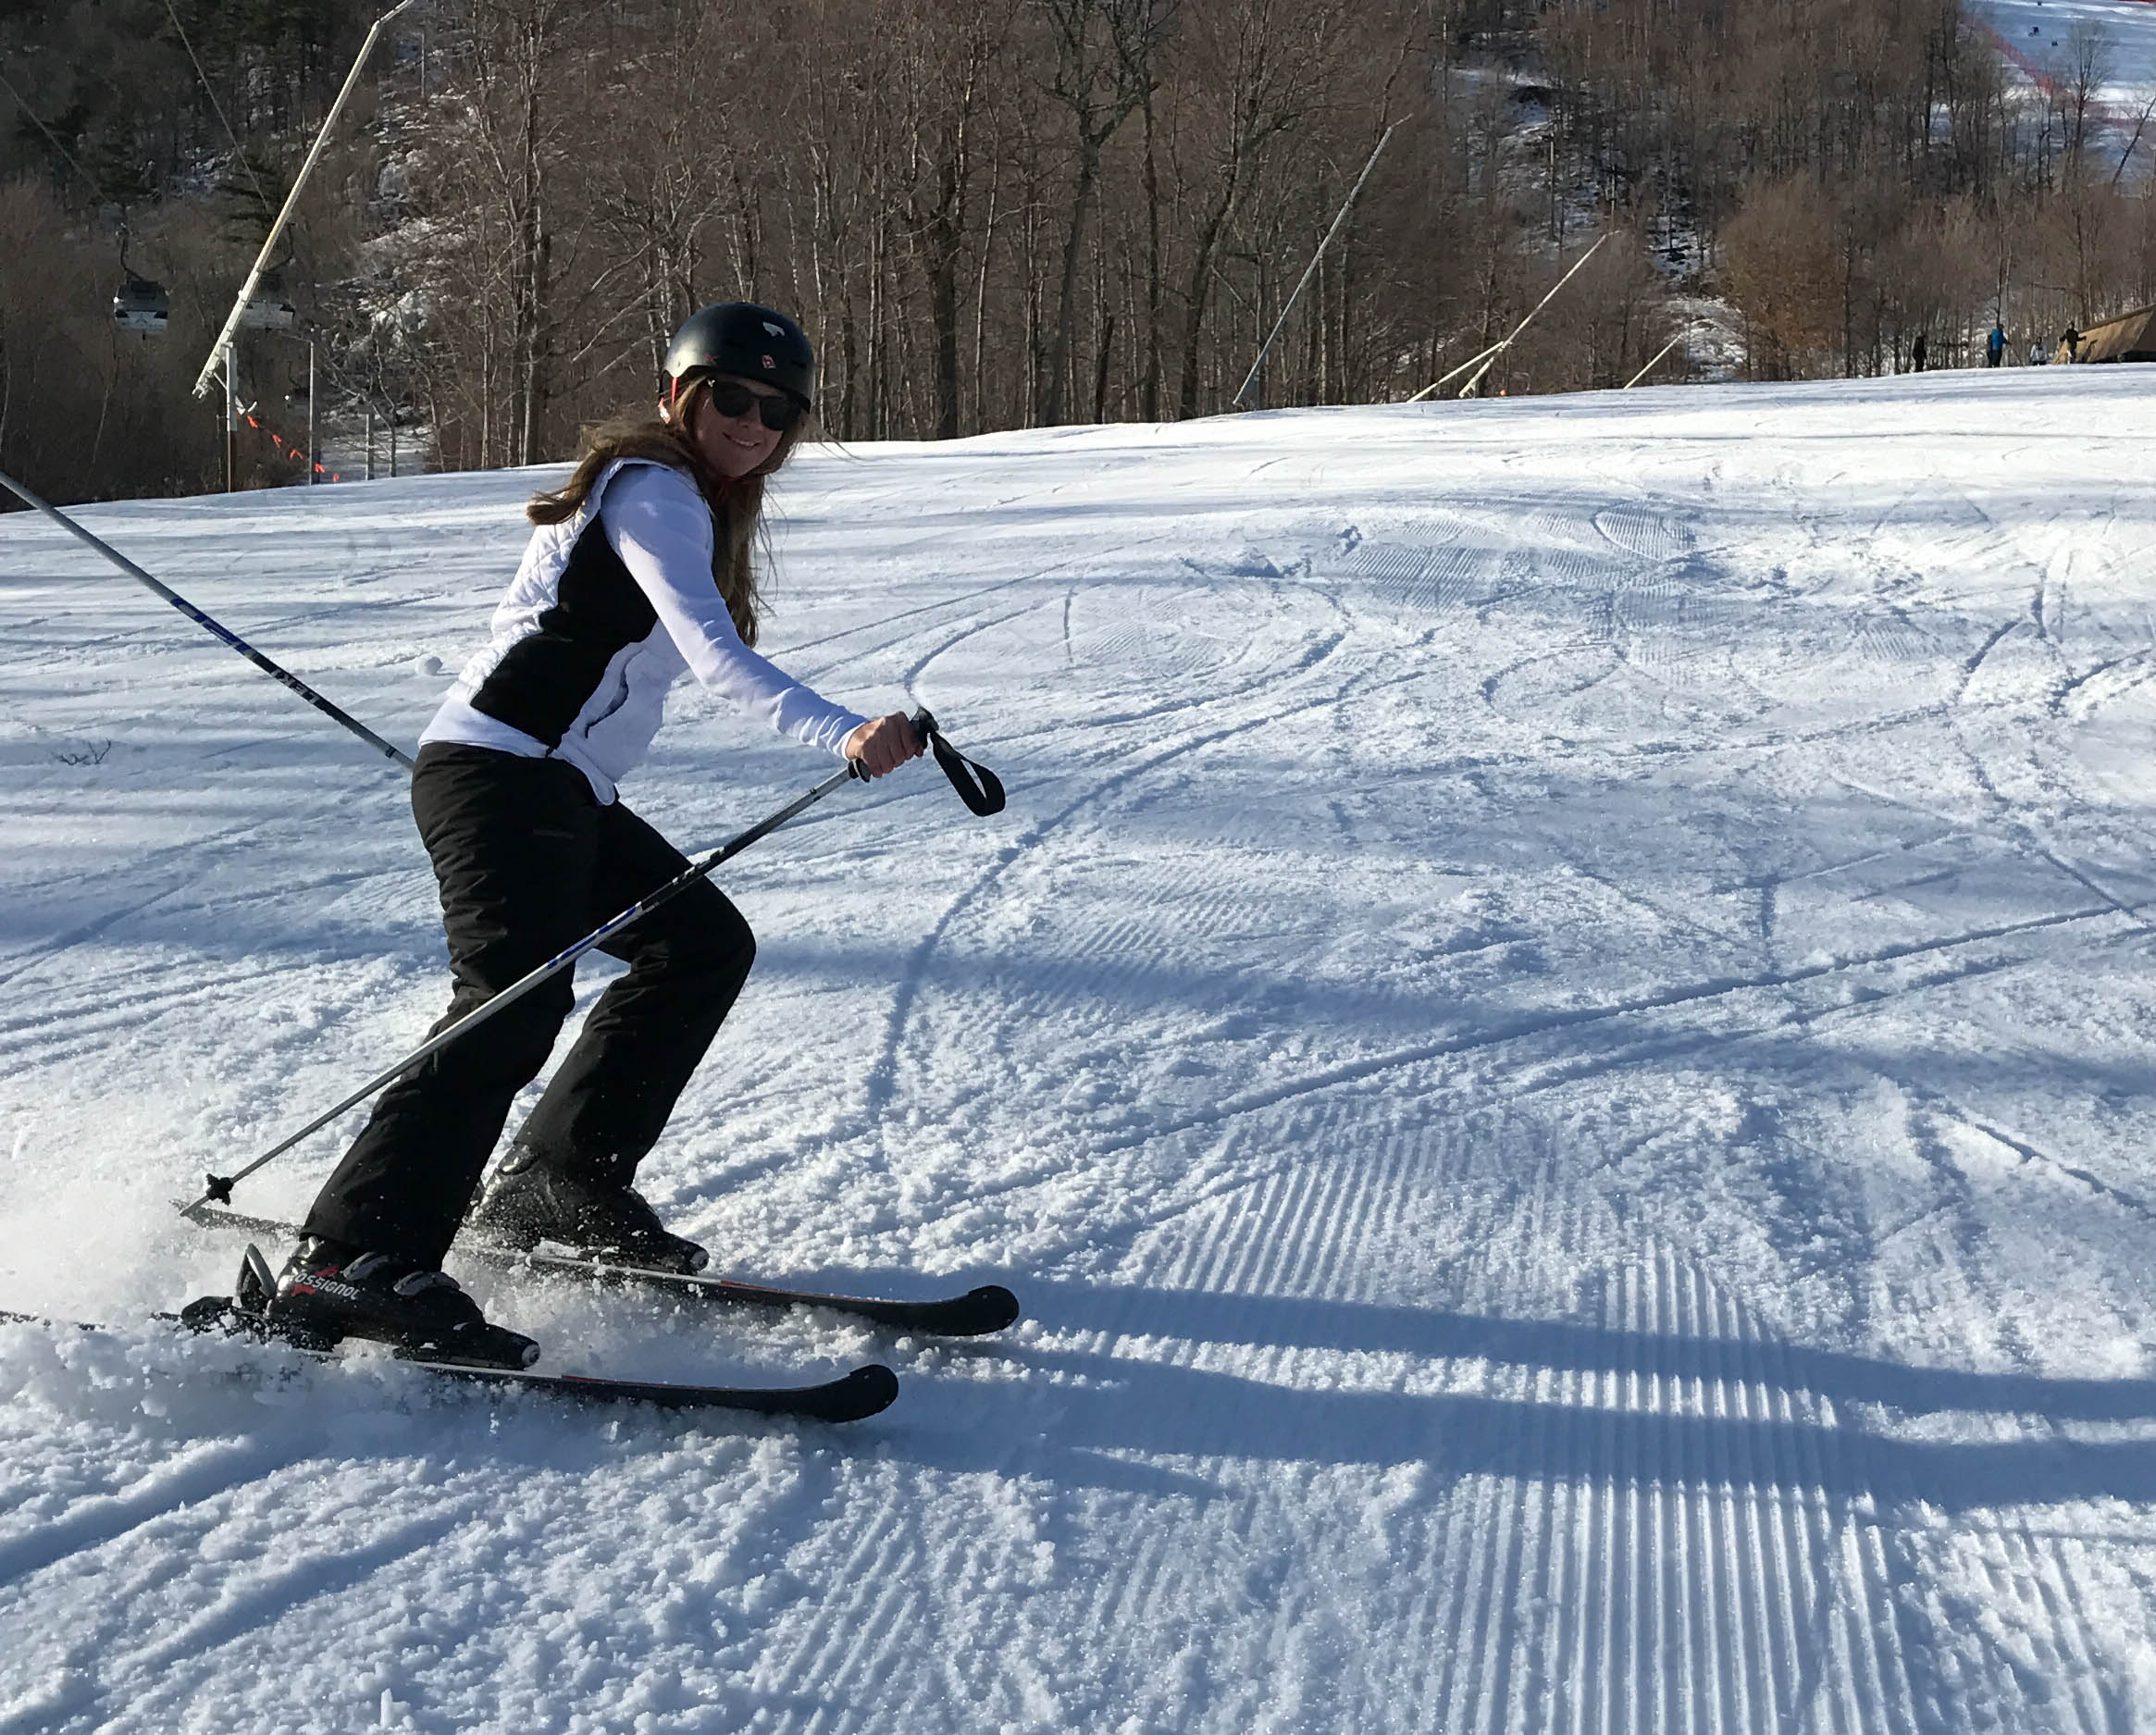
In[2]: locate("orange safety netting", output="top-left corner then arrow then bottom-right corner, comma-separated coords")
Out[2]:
243,411 -> 343,483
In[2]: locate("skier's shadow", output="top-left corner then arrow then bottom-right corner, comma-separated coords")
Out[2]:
865,1275 -> 2156,1513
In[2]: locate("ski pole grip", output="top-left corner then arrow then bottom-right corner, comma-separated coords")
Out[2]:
848,706 -> 1004,814
848,708 -> 939,782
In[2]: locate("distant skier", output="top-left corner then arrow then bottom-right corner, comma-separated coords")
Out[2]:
2029,340 -> 2043,366
267,303 -> 923,1363
2063,326 -> 2082,362
1911,331 -> 1927,372
1987,323 -> 2006,367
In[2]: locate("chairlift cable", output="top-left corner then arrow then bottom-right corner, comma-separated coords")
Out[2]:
162,0 -> 278,223
0,62 -> 105,203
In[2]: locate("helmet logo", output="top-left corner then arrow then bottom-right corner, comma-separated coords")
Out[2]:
762,321 -> 786,337
762,353 -> 775,369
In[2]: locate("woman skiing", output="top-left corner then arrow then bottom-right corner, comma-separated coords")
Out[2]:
267,303 -> 922,1367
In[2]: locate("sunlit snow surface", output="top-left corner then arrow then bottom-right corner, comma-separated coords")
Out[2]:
6,369 -> 2156,1730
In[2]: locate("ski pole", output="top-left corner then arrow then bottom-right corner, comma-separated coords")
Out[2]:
185,759 -> 861,1212
181,707 -> 1003,1213
0,469 -> 415,770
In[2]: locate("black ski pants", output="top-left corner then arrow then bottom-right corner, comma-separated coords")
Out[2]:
304,742 -> 756,1268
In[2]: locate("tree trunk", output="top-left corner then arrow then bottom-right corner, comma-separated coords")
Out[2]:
927,211 -> 962,440
1041,136 -> 1103,426
522,212 -> 551,462
1176,193 -> 1238,419
1141,85 -> 1163,421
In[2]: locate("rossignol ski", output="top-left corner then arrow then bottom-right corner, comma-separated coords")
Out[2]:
181,1202 -> 1022,1337
3,1307 -> 898,1421
2,1244 -> 899,1424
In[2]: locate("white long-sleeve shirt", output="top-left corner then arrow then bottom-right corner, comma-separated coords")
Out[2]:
421,459 -> 865,803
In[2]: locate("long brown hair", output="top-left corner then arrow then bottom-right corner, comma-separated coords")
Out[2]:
525,374 -> 811,647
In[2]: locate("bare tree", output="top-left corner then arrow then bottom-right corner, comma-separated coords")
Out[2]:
1033,0 -> 1167,425
886,0 -> 1017,438
2056,21 -> 2111,173
1161,0 -> 1349,416
1721,175 -> 1840,379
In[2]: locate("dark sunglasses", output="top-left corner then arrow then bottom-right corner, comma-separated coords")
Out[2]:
702,378 -> 805,431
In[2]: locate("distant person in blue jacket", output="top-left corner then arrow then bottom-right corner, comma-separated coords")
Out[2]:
1987,324 -> 2006,366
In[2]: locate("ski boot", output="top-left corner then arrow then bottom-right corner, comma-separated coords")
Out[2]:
190,1238 -> 540,1369
469,1146 -> 710,1275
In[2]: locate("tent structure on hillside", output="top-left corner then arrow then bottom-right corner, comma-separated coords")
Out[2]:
2070,304 -> 2156,362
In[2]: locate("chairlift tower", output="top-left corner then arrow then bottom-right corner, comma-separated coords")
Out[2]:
192,0 -> 419,490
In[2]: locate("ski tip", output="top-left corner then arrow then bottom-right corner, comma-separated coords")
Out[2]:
966,1285 -> 1023,1333
840,1362 -> 901,1418
898,1284 -> 1022,1337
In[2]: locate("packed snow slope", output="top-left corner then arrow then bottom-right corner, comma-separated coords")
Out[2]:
6,367 -> 2156,1732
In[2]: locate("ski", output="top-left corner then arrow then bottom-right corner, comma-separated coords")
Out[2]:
0,1304 -> 900,1422
179,1201 -> 1023,1337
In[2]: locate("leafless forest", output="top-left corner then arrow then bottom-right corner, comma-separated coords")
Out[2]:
4,0 -> 2153,502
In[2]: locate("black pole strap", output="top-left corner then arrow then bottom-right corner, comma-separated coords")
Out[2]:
911,707 -> 1005,815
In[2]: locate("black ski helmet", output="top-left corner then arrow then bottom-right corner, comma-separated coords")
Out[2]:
663,302 -> 815,410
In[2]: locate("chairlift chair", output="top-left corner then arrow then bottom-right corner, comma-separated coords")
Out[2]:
241,261 -> 298,331
241,293 -> 297,331
112,275 -> 169,338
111,225 -> 169,338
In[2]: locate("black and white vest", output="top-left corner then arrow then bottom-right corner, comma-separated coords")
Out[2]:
421,458 -> 863,802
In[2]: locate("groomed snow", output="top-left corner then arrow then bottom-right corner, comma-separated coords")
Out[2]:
6,366 -> 2156,1731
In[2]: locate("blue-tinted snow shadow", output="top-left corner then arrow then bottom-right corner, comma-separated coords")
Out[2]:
1016,1280 -> 2156,1424
859,1276 -> 2156,1515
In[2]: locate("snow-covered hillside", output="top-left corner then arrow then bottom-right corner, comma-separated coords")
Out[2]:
1971,0 -> 2156,166
6,366 -> 2156,1732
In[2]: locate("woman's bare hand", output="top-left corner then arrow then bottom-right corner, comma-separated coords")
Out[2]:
844,712 -> 925,778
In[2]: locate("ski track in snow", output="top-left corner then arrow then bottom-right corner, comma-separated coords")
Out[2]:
6,370 -> 2156,1729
